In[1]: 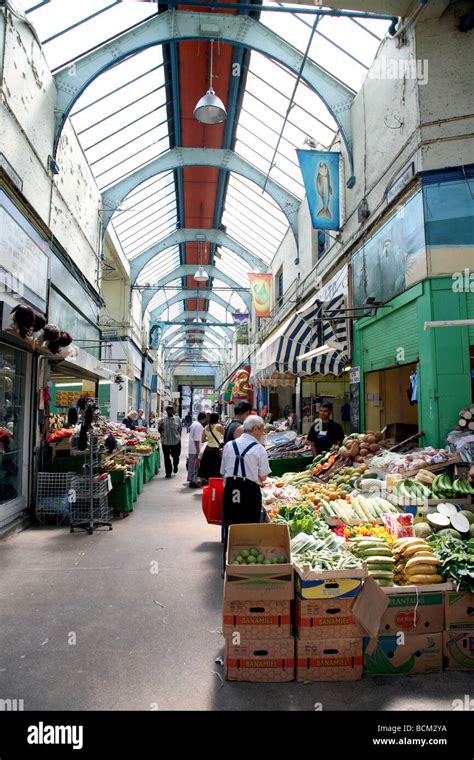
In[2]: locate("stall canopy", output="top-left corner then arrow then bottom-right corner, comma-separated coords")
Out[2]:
250,293 -> 348,385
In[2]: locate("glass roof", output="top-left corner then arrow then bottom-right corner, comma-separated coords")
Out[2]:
25,1 -> 388,362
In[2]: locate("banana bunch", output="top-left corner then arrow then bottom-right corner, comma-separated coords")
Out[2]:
392,537 -> 444,585
431,473 -> 473,499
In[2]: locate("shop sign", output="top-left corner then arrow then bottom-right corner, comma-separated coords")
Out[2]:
350,367 -> 360,384
142,357 -> 153,389
248,274 -> 272,318
296,150 -> 340,230
387,163 -> 415,204
0,191 -> 49,312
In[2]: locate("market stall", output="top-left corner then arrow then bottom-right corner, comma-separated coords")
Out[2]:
220,421 -> 474,682
46,407 -> 161,518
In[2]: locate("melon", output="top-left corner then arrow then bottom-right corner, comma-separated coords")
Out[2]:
414,522 -> 432,539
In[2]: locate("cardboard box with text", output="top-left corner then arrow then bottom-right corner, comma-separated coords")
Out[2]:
225,637 -> 295,682
225,524 -> 293,601
295,597 -> 363,639
296,637 -> 363,682
223,600 -> 291,639
378,590 -> 445,635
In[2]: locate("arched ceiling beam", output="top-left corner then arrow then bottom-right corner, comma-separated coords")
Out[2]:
101,148 -> 299,242
149,289 -> 238,321
158,312 -> 234,338
165,329 -> 231,350
163,324 -> 232,346
131,229 -> 266,283
139,265 -> 250,314
53,11 -> 356,184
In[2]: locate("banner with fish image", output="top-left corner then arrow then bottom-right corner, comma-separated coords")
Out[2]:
296,150 -> 340,230
248,273 -> 272,318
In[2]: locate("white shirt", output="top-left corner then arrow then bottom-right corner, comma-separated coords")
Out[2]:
220,433 -> 271,485
188,420 -> 204,455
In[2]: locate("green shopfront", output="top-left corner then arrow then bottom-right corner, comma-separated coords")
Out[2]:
351,166 -> 474,447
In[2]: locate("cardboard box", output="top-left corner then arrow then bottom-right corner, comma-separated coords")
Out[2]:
225,524 -> 293,601
225,637 -> 295,682
296,637 -> 363,682
443,630 -> 474,671
363,633 -> 443,676
445,591 -> 474,630
379,590 -> 445,635
223,600 -> 291,639
295,565 -> 367,601
295,598 -> 363,639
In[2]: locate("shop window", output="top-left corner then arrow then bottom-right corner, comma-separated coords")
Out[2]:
276,268 -> 283,308
0,344 -> 26,506
317,232 -> 327,260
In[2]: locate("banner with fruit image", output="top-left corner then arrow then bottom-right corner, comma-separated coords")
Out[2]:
248,273 -> 272,318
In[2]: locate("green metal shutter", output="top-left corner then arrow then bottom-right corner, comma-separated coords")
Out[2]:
361,301 -> 419,371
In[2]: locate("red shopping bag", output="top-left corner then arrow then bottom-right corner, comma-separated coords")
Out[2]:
202,477 -> 223,525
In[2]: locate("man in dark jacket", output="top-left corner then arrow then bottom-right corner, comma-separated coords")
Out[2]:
223,400 -> 252,444
122,411 -> 137,430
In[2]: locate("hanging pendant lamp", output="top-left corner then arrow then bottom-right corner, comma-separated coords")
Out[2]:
194,40 -> 227,125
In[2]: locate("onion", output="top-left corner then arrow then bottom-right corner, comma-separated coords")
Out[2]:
374,432 -> 383,441
359,447 -> 369,457
366,434 -> 376,445
369,443 -> 380,452
350,443 -> 360,457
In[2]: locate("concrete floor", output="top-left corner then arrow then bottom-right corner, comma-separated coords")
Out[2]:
0,450 -> 472,711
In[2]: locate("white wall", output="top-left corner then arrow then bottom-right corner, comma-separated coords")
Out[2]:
0,8 -> 101,290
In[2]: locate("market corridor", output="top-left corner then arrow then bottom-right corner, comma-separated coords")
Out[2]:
0,460 -> 472,711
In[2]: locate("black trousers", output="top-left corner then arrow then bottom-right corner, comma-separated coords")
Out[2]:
162,443 -> 181,476
222,478 -> 262,571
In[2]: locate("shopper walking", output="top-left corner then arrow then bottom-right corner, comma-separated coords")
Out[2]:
183,412 -> 193,433
158,404 -> 183,478
223,400 -> 252,444
187,411 -> 207,487
199,412 -> 225,484
220,415 -> 271,573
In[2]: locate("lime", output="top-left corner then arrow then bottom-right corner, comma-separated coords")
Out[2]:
271,558 -> 279,564
264,560 -> 272,565
240,549 -> 250,558
256,554 -> 265,564
247,555 -> 257,564
277,556 -> 287,564
234,555 -> 243,564
234,558 -> 242,565
249,548 -> 259,557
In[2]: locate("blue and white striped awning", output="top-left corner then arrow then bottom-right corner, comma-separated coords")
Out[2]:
251,294 -> 348,385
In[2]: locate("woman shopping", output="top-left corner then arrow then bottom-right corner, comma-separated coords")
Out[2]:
198,412 -> 224,485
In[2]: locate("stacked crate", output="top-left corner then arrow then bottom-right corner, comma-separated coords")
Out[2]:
293,568 -> 367,682
223,524 -> 295,682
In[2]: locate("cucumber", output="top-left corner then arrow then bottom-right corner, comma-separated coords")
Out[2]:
361,471 -> 380,480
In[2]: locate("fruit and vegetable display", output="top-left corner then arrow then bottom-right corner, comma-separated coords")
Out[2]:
231,548 -> 288,565
428,534 -> 474,592
291,530 -> 363,572
393,473 -> 474,502
319,495 -> 401,524
369,447 -> 453,474
48,414 -> 67,431
47,428 -> 73,443
348,536 -> 395,586
339,431 -> 384,462
392,537 -> 444,585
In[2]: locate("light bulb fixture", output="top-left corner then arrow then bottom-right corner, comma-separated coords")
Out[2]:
194,241 -> 209,282
193,40 -> 227,125
193,267 -> 209,283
